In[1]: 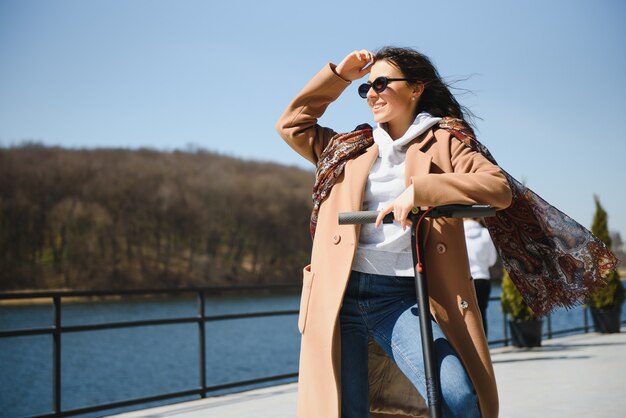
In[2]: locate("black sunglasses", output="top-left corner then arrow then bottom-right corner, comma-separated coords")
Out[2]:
358,77 -> 413,98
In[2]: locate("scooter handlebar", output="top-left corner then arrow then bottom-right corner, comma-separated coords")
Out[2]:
338,211 -> 393,225
338,204 -> 495,225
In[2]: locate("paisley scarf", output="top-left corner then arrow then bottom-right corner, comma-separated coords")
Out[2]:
311,117 -> 618,315
310,124 -> 374,238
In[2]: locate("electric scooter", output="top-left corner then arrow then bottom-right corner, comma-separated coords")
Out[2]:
339,204 -> 495,418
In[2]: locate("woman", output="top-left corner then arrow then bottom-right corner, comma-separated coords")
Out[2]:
276,47 -> 512,418
464,217 -> 498,337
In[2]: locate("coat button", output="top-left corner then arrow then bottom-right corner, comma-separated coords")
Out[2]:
332,234 -> 341,244
436,242 -> 447,254
460,300 -> 469,310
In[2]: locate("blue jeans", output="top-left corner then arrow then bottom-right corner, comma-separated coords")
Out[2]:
340,270 -> 480,418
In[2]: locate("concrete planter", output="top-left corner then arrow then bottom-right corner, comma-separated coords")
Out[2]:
590,304 -> 622,333
509,318 -> 543,347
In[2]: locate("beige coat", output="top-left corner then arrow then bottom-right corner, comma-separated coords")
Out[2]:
276,64 -> 512,418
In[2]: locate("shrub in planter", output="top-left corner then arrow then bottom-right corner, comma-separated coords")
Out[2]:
501,271 -> 543,347
587,261 -> 624,335
588,196 -> 624,333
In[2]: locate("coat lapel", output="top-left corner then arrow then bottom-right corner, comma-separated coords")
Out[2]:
405,130 -> 435,245
343,129 -> 436,243
346,144 -> 379,211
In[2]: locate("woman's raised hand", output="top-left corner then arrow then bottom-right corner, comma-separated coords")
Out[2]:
335,50 -> 374,82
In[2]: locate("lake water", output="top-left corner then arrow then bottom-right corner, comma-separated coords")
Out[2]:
0,288 -> 623,418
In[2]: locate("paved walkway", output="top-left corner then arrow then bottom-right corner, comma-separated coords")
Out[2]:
492,330 -> 625,418
109,329 -> 626,418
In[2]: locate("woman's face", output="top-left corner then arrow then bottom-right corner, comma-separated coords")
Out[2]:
366,60 -> 419,127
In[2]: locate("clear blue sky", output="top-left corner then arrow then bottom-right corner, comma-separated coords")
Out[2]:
1,0 -> 625,240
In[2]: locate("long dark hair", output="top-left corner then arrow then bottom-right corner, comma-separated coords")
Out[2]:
375,46 -> 475,127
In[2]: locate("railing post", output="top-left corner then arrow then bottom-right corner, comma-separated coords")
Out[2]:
198,292 -> 207,398
503,312 -> 509,347
546,313 -> 552,339
53,295 -> 62,416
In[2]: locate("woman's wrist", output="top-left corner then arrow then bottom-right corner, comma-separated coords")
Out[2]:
330,63 -> 351,83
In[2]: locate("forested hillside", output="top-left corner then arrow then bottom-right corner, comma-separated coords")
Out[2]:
0,145 -> 314,291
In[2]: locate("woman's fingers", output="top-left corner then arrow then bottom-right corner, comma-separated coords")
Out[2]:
375,207 -> 414,230
395,205 -> 410,230
385,186 -> 417,230
375,205 -> 393,228
337,49 -> 374,81
357,49 -> 373,62
357,50 -> 374,70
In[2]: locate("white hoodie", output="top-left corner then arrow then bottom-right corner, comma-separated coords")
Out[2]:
463,219 -> 498,280
352,112 -> 441,277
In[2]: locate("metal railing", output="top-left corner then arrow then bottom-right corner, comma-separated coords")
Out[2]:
1,287 -> 623,417
488,294 -> 593,347
0,285 -> 300,418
